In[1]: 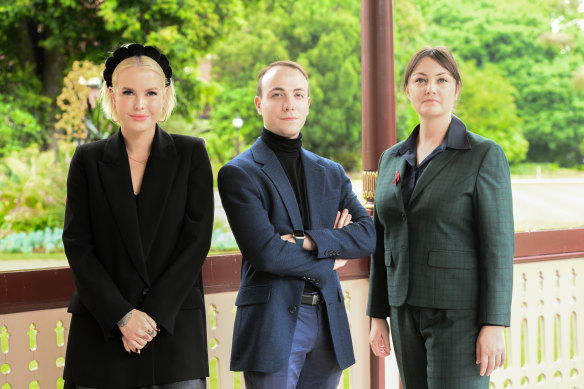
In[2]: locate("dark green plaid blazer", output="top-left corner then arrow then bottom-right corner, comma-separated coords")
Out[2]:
367,121 -> 514,326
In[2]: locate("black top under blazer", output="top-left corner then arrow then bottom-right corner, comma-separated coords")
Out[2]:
62,127 -> 214,388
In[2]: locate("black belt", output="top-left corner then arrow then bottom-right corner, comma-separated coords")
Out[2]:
301,293 -> 324,305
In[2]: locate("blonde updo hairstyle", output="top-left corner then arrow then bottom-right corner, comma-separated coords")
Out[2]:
101,55 -> 176,123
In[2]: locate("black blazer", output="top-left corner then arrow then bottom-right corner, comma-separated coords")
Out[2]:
62,127 -> 214,388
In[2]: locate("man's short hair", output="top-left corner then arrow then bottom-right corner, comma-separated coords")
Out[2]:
257,60 -> 310,97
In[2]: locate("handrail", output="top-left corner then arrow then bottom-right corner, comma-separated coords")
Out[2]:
1,228 -> 583,314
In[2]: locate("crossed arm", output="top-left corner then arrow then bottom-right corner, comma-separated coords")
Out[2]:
280,209 -> 353,270
218,162 -> 375,285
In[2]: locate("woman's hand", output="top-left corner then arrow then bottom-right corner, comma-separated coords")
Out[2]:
117,309 -> 158,354
476,325 -> 506,376
369,317 -> 391,357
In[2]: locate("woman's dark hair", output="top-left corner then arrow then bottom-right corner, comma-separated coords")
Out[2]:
403,46 -> 461,91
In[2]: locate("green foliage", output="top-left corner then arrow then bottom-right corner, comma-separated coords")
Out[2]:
0,228 -> 64,254
0,0 -> 256,150
456,62 -> 528,164
0,98 -> 44,156
0,142 -> 73,235
209,0 -> 363,169
99,0 -> 256,119
0,0 -> 118,141
516,58 -> 584,166
407,0 -> 584,166
210,225 -> 239,252
55,60 -> 112,142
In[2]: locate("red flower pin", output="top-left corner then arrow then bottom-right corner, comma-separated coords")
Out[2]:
393,170 -> 400,185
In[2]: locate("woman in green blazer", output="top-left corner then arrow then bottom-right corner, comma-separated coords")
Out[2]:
367,46 -> 514,388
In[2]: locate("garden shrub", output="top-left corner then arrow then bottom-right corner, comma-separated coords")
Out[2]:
0,227 -> 64,253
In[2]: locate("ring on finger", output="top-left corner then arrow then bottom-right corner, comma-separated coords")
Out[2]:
147,329 -> 155,336
143,335 -> 148,340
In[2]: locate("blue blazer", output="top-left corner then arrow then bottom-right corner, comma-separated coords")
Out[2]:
218,138 -> 375,372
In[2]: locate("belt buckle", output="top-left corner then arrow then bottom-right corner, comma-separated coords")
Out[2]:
311,294 -> 319,305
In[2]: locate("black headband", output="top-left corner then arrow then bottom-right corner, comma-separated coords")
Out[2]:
103,43 -> 173,87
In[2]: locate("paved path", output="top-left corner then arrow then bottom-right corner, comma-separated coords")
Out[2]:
511,178 -> 584,231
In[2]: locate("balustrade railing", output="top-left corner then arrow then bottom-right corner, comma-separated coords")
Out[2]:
1,228 -> 583,389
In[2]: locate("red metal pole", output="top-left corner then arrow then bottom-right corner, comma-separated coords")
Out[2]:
361,1 -> 397,388
361,0 -> 397,213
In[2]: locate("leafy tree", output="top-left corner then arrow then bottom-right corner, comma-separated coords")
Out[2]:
0,0 -> 117,150
55,60 -> 110,142
209,0 -> 363,169
0,98 -> 43,156
0,142 -> 74,235
393,0 -> 427,141
408,0 -> 584,166
517,57 -> 584,165
456,62 -> 528,164
0,0 -> 255,153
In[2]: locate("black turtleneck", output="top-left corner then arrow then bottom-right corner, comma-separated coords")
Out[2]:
262,128 -> 318,294
261,128 -> 311,230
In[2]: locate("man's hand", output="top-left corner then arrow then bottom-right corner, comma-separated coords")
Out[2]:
281,209 -> 353,269
369,317 -> 391,357
476,325 -> 506,376
334,209 -> 352,229
331,209 -> 352,270
117,309 -> 158,354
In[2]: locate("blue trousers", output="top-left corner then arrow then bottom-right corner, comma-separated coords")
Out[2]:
244,304 -> 342,389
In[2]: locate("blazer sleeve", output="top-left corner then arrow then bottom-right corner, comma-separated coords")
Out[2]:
139,139 -> 214,334
475,142 -> 515,326
305,163 -> 376,260
63,147 -> 134,338
218,163 -> 336,288
367,151 -> 391,318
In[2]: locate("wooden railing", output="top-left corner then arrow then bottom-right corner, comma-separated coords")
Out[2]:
1,228 -> 583,388
489,228 -> 584,389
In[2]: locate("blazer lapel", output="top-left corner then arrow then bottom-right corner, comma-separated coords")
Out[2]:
301,150 -> 325,228
251,139 -> 304,231
136,126 -> 179,261
98,131 -> 150,285
408,149 -> 458,206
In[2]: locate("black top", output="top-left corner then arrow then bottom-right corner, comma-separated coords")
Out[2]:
393,117 -> 471,208
261,128 -> 311,229
261,128 -> 318,294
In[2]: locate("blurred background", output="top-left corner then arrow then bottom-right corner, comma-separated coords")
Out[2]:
1,0 -> 583,268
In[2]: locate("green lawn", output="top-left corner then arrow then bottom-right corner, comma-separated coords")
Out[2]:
0,252 -> 66,261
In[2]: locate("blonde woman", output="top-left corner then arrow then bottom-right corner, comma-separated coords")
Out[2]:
63,44 -> 213,389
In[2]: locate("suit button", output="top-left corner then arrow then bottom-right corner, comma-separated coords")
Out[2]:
324,250 -> 332,256
401,213 -> 406,222
288,305 -> 297,313
142,288 -> 150,296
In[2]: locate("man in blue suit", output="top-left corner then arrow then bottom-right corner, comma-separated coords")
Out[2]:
218,60 -> 376,388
